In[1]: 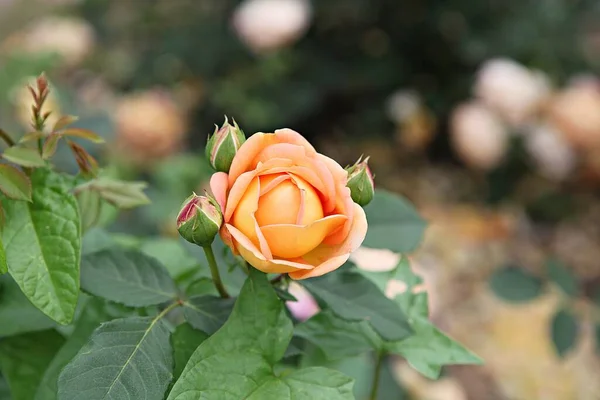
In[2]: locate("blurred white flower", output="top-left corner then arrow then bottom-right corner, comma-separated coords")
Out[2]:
525,123 -> 576,180
451,102 -> 508,170
286,282 -> 319,321
19,16 -> 95,66
549,80 -> 600,150
474,58 -> 551,125
385,90 -> 421,124
232,0 -> 312,53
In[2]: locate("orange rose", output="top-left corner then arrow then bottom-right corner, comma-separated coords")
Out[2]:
210,129 -> 368,279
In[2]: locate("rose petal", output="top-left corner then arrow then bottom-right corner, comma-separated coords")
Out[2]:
288,254 -> 351,280
253,216 -> 272,259
225,158 -> 295,221
209,172 -> 229,211
289,203 -> 368,279
259,165 -> 330,203
228,129 -> 316,186
322,185 -> 355,245
226,224 -> 313,273
254,143 -> 336,213
288,173 -> 323,225
231,176 -> 260,244
260,215 -> 347,258
259,173 -> 291,196
255,174 -> 301,226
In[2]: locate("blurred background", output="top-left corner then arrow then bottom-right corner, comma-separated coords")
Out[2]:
1,0 -> 600,398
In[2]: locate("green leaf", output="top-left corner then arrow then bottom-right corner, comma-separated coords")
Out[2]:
0,164 -> 31,201
81,248 -> 178,307
168,269 -> 354,400
76,188 -> 104,233
139,238 -> 199,280
79,178 -> 149,209
551,308 -> 579,357
182,295 -> 235,334
81,228 -> 115,255
35,298 -> 126,400
185,277 -> 218,296
0,275 -> 56,337
0,376 -> 10,399
171,323 -> 209,380
385,318 -> 483,379
489,266 -> 543,303
385,258 -> 482,379
546,259 -> 579,297
302,269 -> 412,341
295,310 -> 381,360
2,168 -> 80,324
389,257 -> 426,315
0,330 -> 65,400
363,190 -> 426,252
58,315 -> 174,400
299,347 -> 404,400
2,147 -> 45,167
0,238 -> 6,275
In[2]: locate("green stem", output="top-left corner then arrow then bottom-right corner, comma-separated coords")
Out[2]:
369,351 -> 384,400
203,244 -> 230,298
0,129 -> 15,147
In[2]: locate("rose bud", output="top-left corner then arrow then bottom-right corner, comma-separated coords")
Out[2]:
177,193 -> 223,246
345,156 -> 374,206
205,117 -> 246,173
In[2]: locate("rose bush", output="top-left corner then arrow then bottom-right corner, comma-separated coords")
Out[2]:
210,128 -> 368,279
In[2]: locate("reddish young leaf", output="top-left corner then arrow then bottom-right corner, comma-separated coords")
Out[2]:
67,140 -> 99,177
53,115 -> 79,132
42,133 -> 62,159
61,128 -> 105,144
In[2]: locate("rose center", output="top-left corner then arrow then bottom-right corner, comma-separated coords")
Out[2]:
255,173 -> 323,227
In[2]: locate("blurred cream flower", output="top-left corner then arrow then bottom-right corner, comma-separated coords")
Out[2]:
474,58 -> 551,125
349,247 -> 400,272
386,90 -> 437,151
114,90 -> 187,165
12,77 -> 60,132
525,122 -> 576,180
391,362 -> 467,400
385,90 -> 421,124
232,0 -> 312,53
286,282 -> 319,321
451,102 -> 508,170
11,16 -> 95,67
549,80 -> 600,150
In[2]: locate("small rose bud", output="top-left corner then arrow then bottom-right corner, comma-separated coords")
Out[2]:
345,156 -> 374,206
177,193 -> 223,246
205,117 -> 246,172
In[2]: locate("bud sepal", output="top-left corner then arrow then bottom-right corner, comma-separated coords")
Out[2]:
345,156 -> 374,207
205,116 -> 246,172
177,193 -> 223,246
